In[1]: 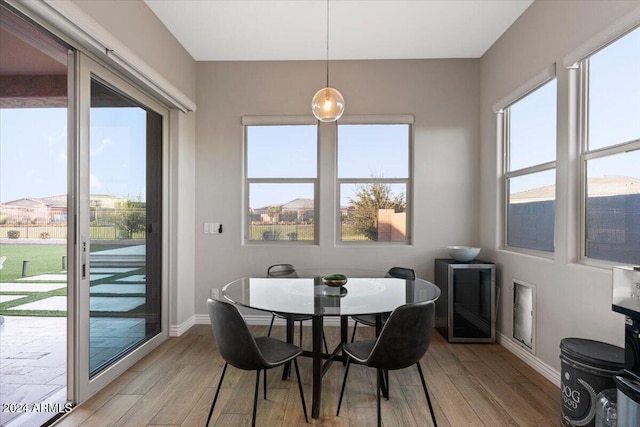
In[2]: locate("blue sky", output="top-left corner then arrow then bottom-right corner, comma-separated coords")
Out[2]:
508,26 -> 639,194
0,107 -> 146,203
1,28 -> 637,206
89,107 -> 147,201
247,124 -> 409,208
1,108 -> 67,202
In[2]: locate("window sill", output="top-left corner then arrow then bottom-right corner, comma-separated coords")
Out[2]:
572,257 -> 636,271
498,245 -> 555,261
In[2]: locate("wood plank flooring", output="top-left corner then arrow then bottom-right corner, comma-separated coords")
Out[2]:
53,325 -> 561,427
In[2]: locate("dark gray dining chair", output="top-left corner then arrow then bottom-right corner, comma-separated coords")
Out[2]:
350,267 -> 416,342
206,299 -> 308,427
337,300 -> 438,427
267,263 -> 328,352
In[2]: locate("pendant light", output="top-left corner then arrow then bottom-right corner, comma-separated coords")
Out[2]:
311,0 -> 344,122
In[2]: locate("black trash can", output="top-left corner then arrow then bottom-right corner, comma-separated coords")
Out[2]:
560,338 -> 624,427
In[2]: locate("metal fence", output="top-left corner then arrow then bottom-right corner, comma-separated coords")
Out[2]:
0,208 -> 146,240
248,221 -> 370,241
2,218 -> 369,242
249,223 -> 314,241
0,225 -> 67,240
340,222 -> 370,241
0,225 -> 146,240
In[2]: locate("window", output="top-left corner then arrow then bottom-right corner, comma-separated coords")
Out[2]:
245,124 -> 317,242
503,79 -> 557,252
337,124 -> 411,243
579,27 -> 640,264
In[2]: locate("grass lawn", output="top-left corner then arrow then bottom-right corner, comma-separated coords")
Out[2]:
0,243 -> 133,282
0,244 -> 66,282
0,244 -> 67,316
0,243 -> 146,317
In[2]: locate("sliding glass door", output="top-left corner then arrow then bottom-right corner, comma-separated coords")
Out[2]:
75,54 -> 167,399
0,5 -> 71,426
0,3 -> 169,416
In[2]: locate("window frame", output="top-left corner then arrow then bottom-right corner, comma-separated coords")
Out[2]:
501,78 -> 558,256
243,118 -> 319,245
335,119 -> 414,245
577,30 -> 640,265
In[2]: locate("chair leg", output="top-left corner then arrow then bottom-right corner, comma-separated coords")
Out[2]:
293,358 -> 309,423
263,369 -> 267,399
206,362 -> 228,427
376,368 -> 382,427
350,320 -> 359,342
384,369 -> 390,400
252,370 -> 260,427
267,314 -> 276,337
323,331 -> 328,353
299,321 -> 303,346
416,362 -> 437,427
336,357 -> 351,416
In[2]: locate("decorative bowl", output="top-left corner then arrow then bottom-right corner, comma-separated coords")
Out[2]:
322,273 -> 348,287
447,246 -> 481,262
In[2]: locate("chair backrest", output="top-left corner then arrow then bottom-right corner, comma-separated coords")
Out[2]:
385,266 -> 415,280
267,263 -> 298,278
207,299 -> 268,370
365,300 -> 435,370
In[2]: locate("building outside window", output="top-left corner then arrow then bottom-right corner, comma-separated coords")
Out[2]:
245,124 -> 318,242
503,78 -> 557,253
579,26 -> 640,265
337,123 -> 411,243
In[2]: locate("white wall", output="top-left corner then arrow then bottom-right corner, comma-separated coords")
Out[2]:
194,59 -> 481,316
479,0 -> 640,373
73,0 -> 197,102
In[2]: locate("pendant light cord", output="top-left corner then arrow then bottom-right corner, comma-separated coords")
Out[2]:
326,0 -> 330,87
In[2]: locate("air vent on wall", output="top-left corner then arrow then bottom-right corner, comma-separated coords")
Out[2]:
513,279 -> 536,352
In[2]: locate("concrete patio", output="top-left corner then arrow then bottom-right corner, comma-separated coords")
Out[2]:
0,315 -> 66,426
0,252 -> 149,427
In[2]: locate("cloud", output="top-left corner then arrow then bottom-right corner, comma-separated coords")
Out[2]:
90,173 -> 102,191
92,138 -> 114,155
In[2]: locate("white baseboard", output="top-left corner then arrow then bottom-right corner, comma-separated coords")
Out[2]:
195,314 -> 210,325
169,315 -> 196,336
497,331 -> 560,387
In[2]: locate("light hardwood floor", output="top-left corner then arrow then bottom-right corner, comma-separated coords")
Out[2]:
53,324 -> 561,427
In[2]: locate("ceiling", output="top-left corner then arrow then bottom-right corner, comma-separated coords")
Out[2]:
144,0 -> 533,62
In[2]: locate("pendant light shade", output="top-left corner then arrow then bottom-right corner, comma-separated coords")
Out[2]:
312,0 -> 344,122
312,87 -> 345,122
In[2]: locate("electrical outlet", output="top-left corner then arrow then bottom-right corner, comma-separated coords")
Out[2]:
211,288 -> 219,299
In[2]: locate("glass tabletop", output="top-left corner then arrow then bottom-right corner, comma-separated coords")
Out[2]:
222,276 -> 441,317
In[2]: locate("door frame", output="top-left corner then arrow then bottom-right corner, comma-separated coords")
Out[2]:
70,52 -> 170,402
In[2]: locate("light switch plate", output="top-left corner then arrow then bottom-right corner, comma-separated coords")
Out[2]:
204,223 -> 221,234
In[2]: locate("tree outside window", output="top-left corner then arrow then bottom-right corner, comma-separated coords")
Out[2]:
338,124 -> 411,243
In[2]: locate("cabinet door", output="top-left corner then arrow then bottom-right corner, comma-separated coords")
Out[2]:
451,267 -> 493,339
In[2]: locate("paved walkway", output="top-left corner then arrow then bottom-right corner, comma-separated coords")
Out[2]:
0,259 -> 148,427
0,315 -> 66,426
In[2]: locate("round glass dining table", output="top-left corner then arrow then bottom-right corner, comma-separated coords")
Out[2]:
222,275 -> 441,419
